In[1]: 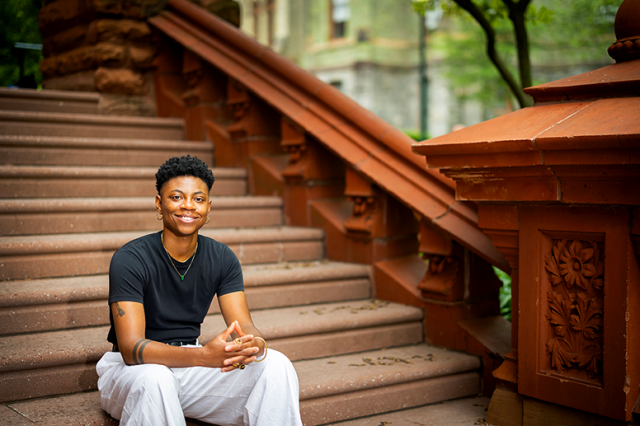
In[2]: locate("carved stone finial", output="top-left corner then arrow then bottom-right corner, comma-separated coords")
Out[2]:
607,0 -> 640,62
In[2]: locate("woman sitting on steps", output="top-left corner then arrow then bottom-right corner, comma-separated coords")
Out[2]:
96,155 -> 303,426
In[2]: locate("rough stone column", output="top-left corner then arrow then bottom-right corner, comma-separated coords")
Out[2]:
38,0 -> 169,115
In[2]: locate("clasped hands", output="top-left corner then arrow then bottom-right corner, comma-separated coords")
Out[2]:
205,320 -> 264,372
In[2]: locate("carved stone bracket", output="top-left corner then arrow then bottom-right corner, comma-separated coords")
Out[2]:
180,50 -> 210,107
281,117 -> 308,182
544,238 -> 604,383
226,78 -> 251,139
343,168 -> 377,236
415,221 -> 463,300
417,254 -> 461,298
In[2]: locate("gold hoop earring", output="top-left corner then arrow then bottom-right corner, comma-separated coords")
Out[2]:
205,216 -> 210,224
156,213 -> 163,220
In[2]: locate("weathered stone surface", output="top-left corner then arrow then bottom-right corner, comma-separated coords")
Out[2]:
91,0 -> 168,19
88,19 -> 153,44
39,0 -> 92,37
129,45 -> 156,68
95,67 -> 146,95
40,45 -> 95,77
42,71 -> 96,92
94,42 -> 127,67
42,25 -> 88,56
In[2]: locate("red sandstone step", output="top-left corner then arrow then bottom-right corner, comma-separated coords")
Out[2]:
323,395 -> 491,426
297,345 -> 481,425
0,300 -> 424,402
0,87 -> 100,114
0,110 -> 184,140
0,165 -> 247,198
0,135 -> 214,167
0,227 -> 325,280
0,195 -> 283,235
0,262 -> 371,335
1,348 -> 480,426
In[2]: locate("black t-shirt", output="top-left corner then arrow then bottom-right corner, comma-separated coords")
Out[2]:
106,231 -> 244,345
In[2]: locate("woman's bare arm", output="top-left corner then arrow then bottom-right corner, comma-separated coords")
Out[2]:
110,301 -> 244,369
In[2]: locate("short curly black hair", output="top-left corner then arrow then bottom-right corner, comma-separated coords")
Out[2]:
155,155 -> 215,194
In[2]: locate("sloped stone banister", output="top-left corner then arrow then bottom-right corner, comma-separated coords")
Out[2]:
147,0 -> 508,272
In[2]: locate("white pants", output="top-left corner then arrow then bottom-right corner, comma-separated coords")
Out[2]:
96,348 -> 302,426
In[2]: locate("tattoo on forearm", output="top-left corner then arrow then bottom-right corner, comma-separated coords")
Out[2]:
115,302 -> 125,317
131,339 -> 152,365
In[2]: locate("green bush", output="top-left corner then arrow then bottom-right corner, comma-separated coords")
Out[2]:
0,0 -> 43,88
493,266 -> 511,322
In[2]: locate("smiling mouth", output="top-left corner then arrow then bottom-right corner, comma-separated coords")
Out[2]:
176,215 -> 198,223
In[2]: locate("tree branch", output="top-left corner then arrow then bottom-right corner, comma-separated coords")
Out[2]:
505,0 -> 533,106
452,0 -> 528,108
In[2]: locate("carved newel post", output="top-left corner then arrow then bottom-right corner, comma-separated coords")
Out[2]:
412,1 -> 640,423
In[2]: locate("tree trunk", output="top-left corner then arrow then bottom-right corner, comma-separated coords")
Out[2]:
505,0 -> 533,106
452,0 -> 530,108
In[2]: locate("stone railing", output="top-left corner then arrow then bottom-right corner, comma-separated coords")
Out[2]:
413,36 -> 640,423
148,0 -> 510,394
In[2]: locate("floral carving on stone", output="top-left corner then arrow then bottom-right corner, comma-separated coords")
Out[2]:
544,239 -> 604,380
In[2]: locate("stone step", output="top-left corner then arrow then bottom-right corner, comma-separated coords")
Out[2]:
0,345 -> 479,425
0,300 -> 425,403
0,87 -> 100,114
0,135 -> 214,167
298,345 -> 481,425
0,261 -> 371,335
0,394 -> 492,426
0,227 -> 325,280
323,395 -> 490,426
0,110 -> 185,140
0,165 -> 247,198
0,195 -> 283,235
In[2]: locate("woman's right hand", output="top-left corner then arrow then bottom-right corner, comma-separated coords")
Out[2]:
201,321 -> 258,372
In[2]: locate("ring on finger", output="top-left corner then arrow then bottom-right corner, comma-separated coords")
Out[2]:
232,363 -> 245,370
234,338 -> 242,345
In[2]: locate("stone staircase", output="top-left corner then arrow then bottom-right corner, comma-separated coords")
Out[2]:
0,88 -> 483,425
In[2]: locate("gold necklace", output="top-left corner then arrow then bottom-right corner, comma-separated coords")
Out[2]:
161,232 -> 198,281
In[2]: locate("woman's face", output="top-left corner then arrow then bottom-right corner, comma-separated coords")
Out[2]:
155,176 -> 211,237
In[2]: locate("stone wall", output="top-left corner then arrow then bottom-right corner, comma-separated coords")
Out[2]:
38,0 -> 165,115
38,0 -> 239,116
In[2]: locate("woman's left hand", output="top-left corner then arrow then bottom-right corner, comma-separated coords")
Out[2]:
223,321 -> 262,370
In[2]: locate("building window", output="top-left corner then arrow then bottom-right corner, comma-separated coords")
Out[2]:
329,80 -> 343,91
252,0 -> 275,47
331,0 -> 350,39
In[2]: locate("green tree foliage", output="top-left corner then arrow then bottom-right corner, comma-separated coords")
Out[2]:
0,0 -> 43,88
414,0 -> 619,109
493,266 -> 512,322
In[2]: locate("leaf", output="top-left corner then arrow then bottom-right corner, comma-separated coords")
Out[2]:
574,343 -> 602,379
546,291 -> 569,337
526,5 -> 555,25
582,262 -> 596,277
578,273 -> 590,291
571,294 -> 603,339
592,278 -> 604,291
579,248 -> 595,263
544,254 -> 562,285
546,338 -> 572,374
569,239 -> 583,257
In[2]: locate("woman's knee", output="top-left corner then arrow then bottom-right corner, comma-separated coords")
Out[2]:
263,350 -> 297,376
130,365 -> 180,395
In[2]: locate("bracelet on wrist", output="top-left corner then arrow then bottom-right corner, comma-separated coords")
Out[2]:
253,336 -> 267,362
